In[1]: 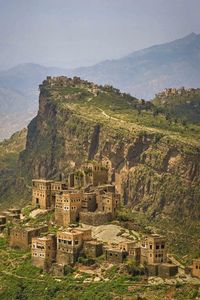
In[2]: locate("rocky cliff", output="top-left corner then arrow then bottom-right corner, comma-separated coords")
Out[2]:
18,76 -> 200,222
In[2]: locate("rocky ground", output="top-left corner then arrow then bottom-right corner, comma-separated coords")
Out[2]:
82,223 -> 140,245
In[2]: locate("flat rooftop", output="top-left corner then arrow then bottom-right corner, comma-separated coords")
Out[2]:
32,179 -> 54,183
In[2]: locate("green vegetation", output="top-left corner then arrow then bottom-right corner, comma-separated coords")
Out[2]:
0,239 -> 199,300
117,206 -> 200,266
47,83 -> 200,146
0,129 -> 30,209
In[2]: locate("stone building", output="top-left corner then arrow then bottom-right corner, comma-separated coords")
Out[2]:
6,213 -> 20,222
68,172 -> 84,189
8,208 -> 21,215
9,225 -> 48,250
96,184 -> 116,194
56,228 -> 92,265
83,161 -> 109,186
96,192 -> 120,218
105,247 -> 127,264
68,161 -> 109,189
119,241 -> 141,263
1,208 -> 21,223
81,192 -> 97,212
83,240 -> 103,258
32,179 -> 67,209
158,263 -> 178,278
192,259 -> 200,278
32,179 -> 53,209
141,234 -> 167,264
55,191 -> 83,226
147,263 -> 178,278
32,234 -> 56,271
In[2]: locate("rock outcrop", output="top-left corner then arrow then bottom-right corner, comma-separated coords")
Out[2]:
18,77 -> 200,222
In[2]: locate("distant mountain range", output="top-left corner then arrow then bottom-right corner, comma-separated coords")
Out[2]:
69,32 -> 200,99
0,32 -> 200,140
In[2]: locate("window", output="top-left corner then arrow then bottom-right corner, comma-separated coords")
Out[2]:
149,244 -> 152,249
75,240 -> 79,245
161,244 -> 165,249
156,244 -> 159,250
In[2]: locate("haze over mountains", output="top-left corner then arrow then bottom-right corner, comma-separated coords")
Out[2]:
0,32 -> 200,140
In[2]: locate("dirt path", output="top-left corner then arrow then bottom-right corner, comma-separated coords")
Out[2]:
1,270 -> 46,282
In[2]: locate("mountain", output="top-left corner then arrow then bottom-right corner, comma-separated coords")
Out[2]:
1,33 -> 200,140
0,87 -> 37,140
0,64 -> 66,140
1,76 -> 200,262
0,63 -> 66,92
69,32 -> 200,99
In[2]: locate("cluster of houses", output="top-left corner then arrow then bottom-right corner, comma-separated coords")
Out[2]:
155,87 -> 200,98
1,160 -> 200,279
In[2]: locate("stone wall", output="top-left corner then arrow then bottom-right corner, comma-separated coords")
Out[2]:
157,263 -> 178,278
56,250 -> 78,265
79,211 -> 113,226
84,241 -> 103,258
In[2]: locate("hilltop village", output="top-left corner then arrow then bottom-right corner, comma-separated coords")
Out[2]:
0,160 -> 200,280
155,87 -> 200,98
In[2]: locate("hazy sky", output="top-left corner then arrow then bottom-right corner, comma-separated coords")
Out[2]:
0,0 -> 200,69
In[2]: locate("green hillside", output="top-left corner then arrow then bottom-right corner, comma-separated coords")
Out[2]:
0,129 -> 28,209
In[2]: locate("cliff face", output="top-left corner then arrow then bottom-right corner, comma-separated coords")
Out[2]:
19,77 -> 200,222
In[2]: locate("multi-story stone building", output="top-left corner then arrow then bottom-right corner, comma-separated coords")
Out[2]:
56,228 -> 92,265
83,161 -> 109,186
54,187 -> 120,227
32,179 -> 67,209
32,234 -> 57,271
9,225 -> 48,250
68,161 -> 109,189
141,234 -> 167,264
55,191 -> 83,226
81,192 -> 97,212
96,192 -> 121,218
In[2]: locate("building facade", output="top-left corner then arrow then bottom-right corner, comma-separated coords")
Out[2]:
192,259 -> 200,278
32,179 -> 67,209
9,225 -> 48,250
56,228 -> 92,265
55,191 -> 83,226
32,234 -> 56,270
141,234 -> 167,264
